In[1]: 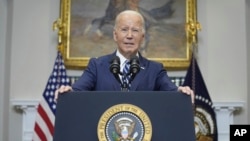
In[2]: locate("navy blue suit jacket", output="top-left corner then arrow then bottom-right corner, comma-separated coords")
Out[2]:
72,52 -> 178,91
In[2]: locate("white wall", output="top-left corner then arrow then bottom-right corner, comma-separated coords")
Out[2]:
246,0 -> 250,124
198,0 -> 248,124
198,0 -> 247,101
0,0 -> 11,140
0,0 -> 249,141
10,0 -> 59,100
0,0 -> 59,141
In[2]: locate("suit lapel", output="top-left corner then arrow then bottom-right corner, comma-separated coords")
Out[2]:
106,52 -> 121,91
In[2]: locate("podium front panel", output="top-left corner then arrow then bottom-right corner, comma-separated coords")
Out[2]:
53,91 -> 195,141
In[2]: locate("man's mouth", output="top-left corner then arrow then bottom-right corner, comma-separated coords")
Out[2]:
124,42 -> 134,45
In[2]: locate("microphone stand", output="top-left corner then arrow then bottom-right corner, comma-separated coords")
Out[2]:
110,55 -> 140,92
110,64 -> 129,92
121,83 -> 129,91
121,73 -> 129,92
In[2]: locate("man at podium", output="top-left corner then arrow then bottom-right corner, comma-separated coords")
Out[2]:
54,10 -> 194,103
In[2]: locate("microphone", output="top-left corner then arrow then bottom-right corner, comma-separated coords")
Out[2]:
109,56 -> 122,83
129,56 -> 140,82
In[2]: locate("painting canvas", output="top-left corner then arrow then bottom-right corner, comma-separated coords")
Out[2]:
56,0 -> 197,69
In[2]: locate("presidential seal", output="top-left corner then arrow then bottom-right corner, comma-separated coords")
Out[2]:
194,106 -> 216,141
97,104 -> 152,141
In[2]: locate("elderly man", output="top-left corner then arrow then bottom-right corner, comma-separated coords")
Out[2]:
55,10 -> 194,103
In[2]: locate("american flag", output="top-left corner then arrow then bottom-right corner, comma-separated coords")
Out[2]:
33,52 -> 70,141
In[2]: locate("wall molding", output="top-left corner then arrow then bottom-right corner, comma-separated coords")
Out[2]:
12,100 -> 39,141
213,102 -> 244,141
11,100 -> 244,141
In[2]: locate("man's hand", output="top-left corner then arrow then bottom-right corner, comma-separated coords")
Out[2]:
54,85 -> 73,102
177,86 -> 195,104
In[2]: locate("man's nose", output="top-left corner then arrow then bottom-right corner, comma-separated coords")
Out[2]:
126,30 -> 133,38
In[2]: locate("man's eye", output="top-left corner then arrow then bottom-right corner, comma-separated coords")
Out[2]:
121,29 -> 128,32
133,29 -> 139,32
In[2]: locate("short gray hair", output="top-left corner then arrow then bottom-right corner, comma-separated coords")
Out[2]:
114,10 -> 146,34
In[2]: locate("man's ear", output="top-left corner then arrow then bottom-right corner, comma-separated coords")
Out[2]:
113,30 -> 117,41
140,33 -> 145,44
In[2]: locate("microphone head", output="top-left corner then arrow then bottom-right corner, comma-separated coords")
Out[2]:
129,56 -> 140,74
110,56 -> 120,74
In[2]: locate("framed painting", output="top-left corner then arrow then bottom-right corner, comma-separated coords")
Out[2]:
54,0 -> 199,70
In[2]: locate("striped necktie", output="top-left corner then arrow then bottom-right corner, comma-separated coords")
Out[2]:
122,60 -> 130,90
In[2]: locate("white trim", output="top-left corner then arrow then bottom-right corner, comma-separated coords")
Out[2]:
11,100 -> 39,141
213,101 -> 244,141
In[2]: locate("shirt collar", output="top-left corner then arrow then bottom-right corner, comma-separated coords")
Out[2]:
116,50 -> 139,72
116,50 -> 127,66
116,50 -> 139,65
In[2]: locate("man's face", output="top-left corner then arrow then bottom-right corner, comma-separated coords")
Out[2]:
113,13 -> 144,58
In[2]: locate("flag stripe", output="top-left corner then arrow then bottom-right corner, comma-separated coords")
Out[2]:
32,131 -> 40,141
37,104 -> 54,136
40,99 -> 55,126
34,122 -> 47,141
35,110 -> 52,141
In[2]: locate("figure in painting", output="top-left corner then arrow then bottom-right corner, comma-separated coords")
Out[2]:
84,0 -> 175,55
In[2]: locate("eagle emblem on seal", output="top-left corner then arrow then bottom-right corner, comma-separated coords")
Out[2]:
113,117 -> 138,141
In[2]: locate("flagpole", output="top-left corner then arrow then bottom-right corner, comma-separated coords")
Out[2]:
184,12 -> 218,139
185,0 -> 201,109
191,42 -> 197,95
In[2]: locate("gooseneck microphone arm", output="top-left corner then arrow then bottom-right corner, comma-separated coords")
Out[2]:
110,56 -> 140,91
129,56 -> 140,83
109,56 -> 122,84
109,56 -> 128,91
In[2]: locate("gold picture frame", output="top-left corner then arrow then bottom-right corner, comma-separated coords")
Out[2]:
54,0 -> 199,70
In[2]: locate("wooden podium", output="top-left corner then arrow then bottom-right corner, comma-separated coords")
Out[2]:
53,91 -> 195,141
